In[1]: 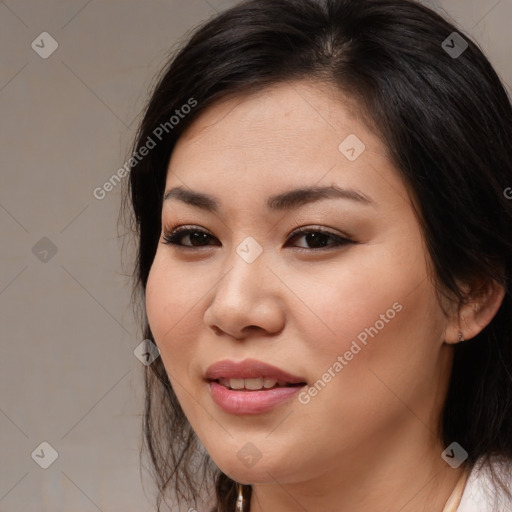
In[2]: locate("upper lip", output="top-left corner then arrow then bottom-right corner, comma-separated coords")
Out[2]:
205,358 -> 306,384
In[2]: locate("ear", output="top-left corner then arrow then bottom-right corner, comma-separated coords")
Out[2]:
444,277 -> 506,344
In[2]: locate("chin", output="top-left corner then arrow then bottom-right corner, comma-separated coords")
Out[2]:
210,448 -> 300,486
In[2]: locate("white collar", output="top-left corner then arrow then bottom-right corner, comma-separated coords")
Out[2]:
456,457 -> 512,512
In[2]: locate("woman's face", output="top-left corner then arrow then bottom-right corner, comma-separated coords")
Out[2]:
145,81 -> 455,486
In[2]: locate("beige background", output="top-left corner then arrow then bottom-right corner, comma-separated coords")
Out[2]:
0,1 -> 510,511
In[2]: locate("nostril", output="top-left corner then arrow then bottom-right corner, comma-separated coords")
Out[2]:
210,325 -> 223,336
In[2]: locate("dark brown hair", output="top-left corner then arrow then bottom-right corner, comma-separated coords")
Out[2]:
121,0 -> 512,510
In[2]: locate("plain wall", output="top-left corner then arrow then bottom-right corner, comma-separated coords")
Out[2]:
1,1 -> 510,511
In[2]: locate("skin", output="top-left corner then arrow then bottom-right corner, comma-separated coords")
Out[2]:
145,80 -> 505,512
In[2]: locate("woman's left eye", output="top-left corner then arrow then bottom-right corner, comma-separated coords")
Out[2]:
287,229 -> 353,250
161,226 -> 353,251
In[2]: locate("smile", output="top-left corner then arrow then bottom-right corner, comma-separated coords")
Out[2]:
216,377 -> 302,390
207,380 -> 306,414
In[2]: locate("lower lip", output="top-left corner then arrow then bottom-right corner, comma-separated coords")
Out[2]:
207,381 -> 305,415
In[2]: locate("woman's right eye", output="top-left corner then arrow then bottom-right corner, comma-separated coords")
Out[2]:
162,227 -> 220,248
161,225 -> 355,252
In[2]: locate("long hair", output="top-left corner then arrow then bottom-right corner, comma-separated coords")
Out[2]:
120,1 -> 512,510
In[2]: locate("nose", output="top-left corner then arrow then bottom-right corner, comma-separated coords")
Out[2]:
203,246 -> 285,340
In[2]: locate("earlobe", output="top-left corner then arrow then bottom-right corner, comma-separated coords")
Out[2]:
444,277 -> 506,344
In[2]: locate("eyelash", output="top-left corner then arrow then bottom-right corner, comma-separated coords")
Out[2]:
161,225 -> 355,252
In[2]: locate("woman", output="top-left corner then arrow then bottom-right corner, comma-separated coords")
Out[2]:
122,0 -> 512,510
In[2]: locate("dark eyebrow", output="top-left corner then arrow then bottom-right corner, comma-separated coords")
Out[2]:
267,185 -> 373,210
162,185 -> 373,212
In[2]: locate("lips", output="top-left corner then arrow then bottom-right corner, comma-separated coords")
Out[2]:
205,359 -> 307,414
204,358 -> 307,388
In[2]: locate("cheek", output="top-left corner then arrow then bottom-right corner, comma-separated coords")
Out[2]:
292,242 -> 426,361
297,260 -> 444,422
295,235 -> 443,406
146,251 -> 206,333
145,256 -> 203,379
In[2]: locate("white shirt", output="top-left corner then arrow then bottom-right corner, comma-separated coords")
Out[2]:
457,457 -> 512,512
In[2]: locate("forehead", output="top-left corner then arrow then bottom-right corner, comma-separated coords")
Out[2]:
172,80 -> 374,157
165,80 -> 405,211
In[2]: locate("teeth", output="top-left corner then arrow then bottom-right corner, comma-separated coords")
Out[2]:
228,378 -> 245,390
217,377 -> 281,390
245,377 -> 263,390
263,378 -> 278,389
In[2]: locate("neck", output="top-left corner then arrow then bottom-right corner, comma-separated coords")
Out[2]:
248,426 -> 465,512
